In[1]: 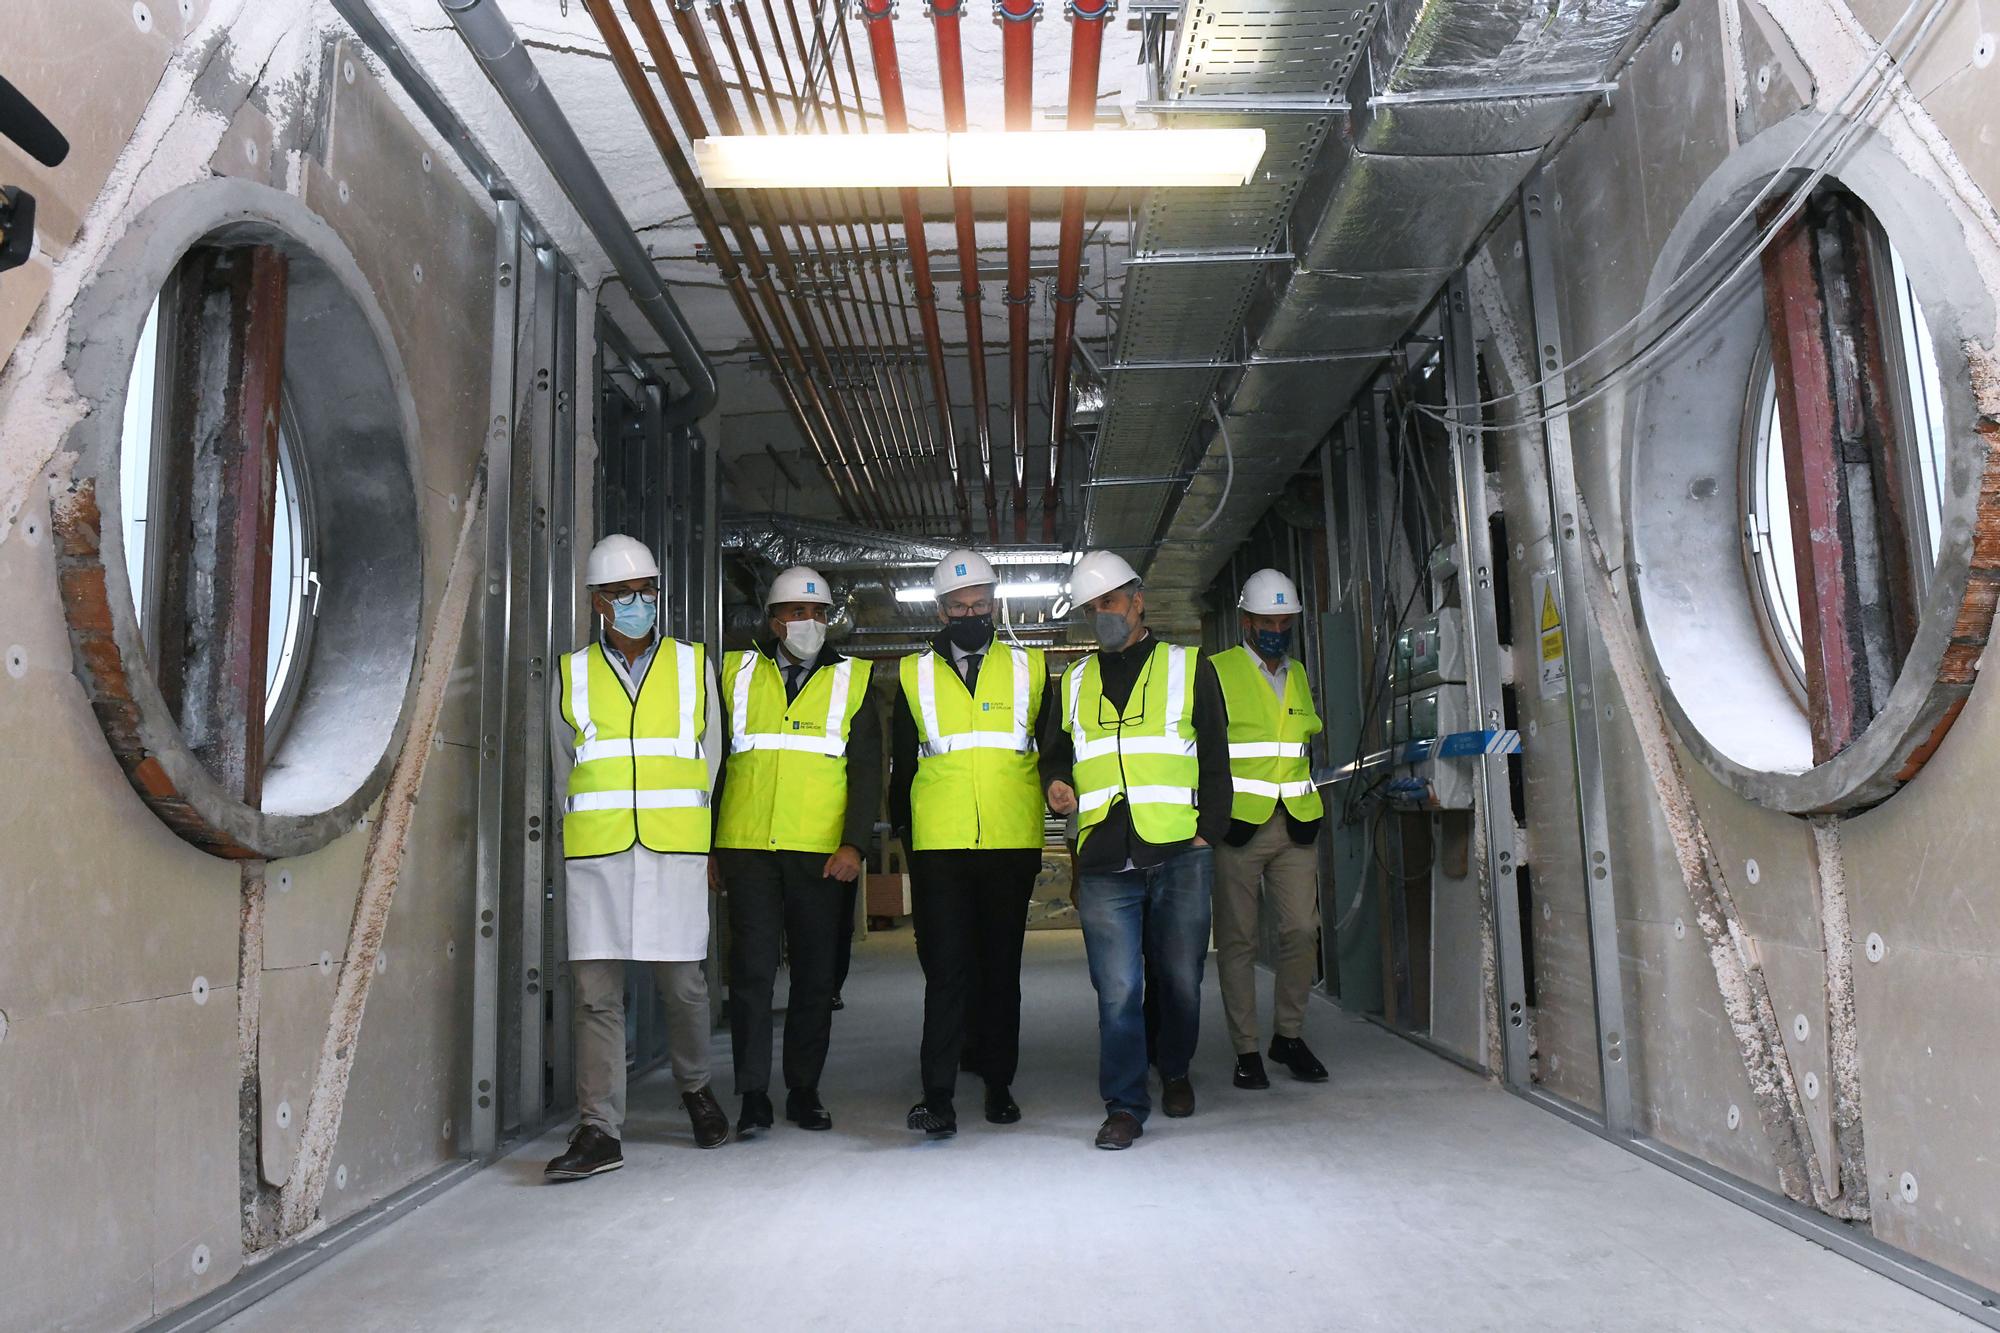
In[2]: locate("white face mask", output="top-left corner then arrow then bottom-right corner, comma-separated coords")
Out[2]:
782,617 -> 827,661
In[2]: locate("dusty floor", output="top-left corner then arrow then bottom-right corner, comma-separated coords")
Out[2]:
223,930 -> 1975,1332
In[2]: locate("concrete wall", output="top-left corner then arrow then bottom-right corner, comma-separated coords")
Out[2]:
1469,0 -> 2000,1292
0,4 -> 526,1326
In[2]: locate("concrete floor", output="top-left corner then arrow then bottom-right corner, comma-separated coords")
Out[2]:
225,931 -> 1974,1332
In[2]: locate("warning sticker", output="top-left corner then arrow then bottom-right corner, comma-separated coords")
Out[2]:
1533,572 -> 1568,699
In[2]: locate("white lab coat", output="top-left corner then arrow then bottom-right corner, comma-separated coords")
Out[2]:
549,640 -> 722,962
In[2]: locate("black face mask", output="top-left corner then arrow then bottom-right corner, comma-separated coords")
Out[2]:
945,616 -> 995,651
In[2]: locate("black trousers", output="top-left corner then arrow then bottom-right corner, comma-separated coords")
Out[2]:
721,849 -> 846,1096
910,847 -> 1041,1097
833,880 -> 859,994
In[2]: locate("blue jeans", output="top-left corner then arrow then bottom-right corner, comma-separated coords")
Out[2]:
1078,845 -> 1214,1122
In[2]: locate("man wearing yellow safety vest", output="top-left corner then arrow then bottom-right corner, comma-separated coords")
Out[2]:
545,535 -> 730,1181
1038,551 -> 1232,1150
889,549 -> 1050,1138
714,565 -> 881,1138
1210,569 -> 1331,1090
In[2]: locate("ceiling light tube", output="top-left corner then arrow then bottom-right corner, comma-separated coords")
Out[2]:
691,129 -> 1265,190
694,131 -> 950,189
946,128 -> 1265,189
997,580 -> 1064,598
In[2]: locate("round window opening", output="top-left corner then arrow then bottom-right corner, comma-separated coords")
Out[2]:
1628,122 -> 1995,813
51,181 -> 425,857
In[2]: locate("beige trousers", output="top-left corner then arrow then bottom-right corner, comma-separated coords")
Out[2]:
1212,815 -> 1320,1055
573,959 -> 712,1136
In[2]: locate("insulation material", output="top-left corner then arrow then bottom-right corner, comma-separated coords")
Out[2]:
1366,0 -> 1654,94
1299,148 -> 1540,272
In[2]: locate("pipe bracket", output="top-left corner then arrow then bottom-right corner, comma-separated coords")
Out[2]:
1065,0 -> 1114,20
925,0 -> 964,15
992,0 -> 1045,21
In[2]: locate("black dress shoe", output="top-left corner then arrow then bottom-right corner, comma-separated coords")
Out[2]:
736,1090 -> 775,1139
785,1087 -> 833,1131
684,1087 -> 730,1149
906,1095 -> 957,1138
983,1084 -> 1021,1125
1269,1035 -> 1329,1082
830,992 -> 845,1011
544,1124 -> 623,1180
1161,1075 -> 1196,1118
1233,1053 -> 1271,1090
1094,1111 -> 1144,1150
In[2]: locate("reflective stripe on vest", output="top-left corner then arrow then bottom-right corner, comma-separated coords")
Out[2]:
899,644 -> 1045,850
715,650 -> 872,854
1210,643 -> 1324,824
557,639 -> 712,858
1061,640 -> 1199,850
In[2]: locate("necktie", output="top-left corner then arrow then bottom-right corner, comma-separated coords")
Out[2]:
961,653 -> 982,692
785,665 -> 804,702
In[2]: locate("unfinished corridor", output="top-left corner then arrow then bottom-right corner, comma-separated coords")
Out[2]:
217,934 -> 1973,1332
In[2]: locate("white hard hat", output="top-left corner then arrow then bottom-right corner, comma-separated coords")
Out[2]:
932,548 -> 998,598
766,564 -> 834,608
1068,550 -> 1141,607
1239,568 -> 1302,615
585,534 -> 660,586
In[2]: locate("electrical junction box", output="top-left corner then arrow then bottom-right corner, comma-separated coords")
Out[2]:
1388,683 -> 1474,811
1389,608 -> 1465,696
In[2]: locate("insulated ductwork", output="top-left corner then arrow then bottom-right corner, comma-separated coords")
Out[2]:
1097,0 -> 1663,620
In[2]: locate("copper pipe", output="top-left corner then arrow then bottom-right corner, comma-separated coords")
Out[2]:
1046,0 -> 1109,541
584,0 -> 861,517
930,0 -> 1000,541
710,0 -> 923,523
662,1 -> 903,528
999,0 -> 1038,541
851,0 -> 969,536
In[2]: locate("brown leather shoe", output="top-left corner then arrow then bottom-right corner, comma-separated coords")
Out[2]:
683,1086 -> 730,1149
1162,1075 -> 1195,1118
1094,1111 -> 1144,1150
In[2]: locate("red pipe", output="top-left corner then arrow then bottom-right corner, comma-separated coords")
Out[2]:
931,0 -> 1001,542
1047,0 -> 1109,541
857,0 -> 970,539
1000,0 -> 1038,541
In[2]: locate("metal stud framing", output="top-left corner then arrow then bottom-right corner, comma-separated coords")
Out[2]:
1439,273 -> 1532,1086
1518,173 -> 1634,1134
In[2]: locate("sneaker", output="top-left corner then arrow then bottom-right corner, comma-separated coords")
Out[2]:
544,1124 -> 622,1180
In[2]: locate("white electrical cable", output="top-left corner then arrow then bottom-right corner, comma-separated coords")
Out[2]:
1426,0 -> 1952,431
1191,397 -> 1236,535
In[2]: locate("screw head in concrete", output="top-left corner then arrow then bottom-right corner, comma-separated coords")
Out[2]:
1803,1071 -> 1820,1100
1670,39 -> 1684,64
276,869 -> 292,893
1542,902 -> 1553,921
1792,1013 -> 1810,1043
276,1100 -> 292,1129
1975,32 -> 1995,67
337,179 -> 352,205
132,2 -> 153,31
191,976 -> 209,1005
6,646 -> 26,679
21,518 -> 40,544
336,1164 -> 349,1190
1727,1103 -> 1741,1130
244,140 -> 259,166
375,952 -> 388,975
442,1118 -> 453,1139
191,1244 -> 210,1275
179,0 -> 191,16
1865,932 -> 1886,963
1674,917 -> 1686,940
344,58 -> 357,84
319,951 -> 333,976
413,262 -> 425,285
1756,64 -> 1772,93
1900,1171 -> 1919,1203
1745,858 -> 1760,885
422,151 -> 434,173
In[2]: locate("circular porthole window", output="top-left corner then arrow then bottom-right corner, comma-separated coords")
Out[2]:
51,179 -> 424,857
1626,118 -> 1997,813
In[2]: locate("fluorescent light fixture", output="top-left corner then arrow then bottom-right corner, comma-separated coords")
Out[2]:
947,129 -> 1265,189
692,129 -> 1265,191
997,581 -> 1064,599
694,132 -> 949,190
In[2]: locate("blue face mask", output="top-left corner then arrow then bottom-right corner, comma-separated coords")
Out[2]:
1249,624 -> 1293,659
605,590 -> 658,639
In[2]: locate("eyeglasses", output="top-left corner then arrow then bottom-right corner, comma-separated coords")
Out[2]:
604,590 -> 658,608
1095,651 -> 1156,729
944,599 -> 993,618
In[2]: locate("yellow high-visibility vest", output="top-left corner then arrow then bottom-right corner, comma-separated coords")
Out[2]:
715,650 -> 873,854
1209,644 -> 1324,825
898,643 -> 1046,851
1059,639 -> 1199,851
557,639 -> 711,858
